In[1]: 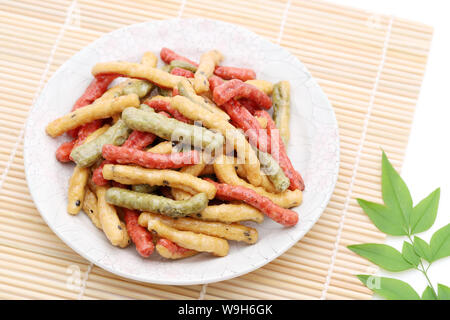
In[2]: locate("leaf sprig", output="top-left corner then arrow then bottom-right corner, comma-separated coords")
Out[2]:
348,151 -> 450,300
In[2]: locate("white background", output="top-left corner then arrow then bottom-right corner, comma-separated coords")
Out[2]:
328,0 -> 450,298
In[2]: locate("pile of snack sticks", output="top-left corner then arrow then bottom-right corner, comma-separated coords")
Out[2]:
45,48 -> 304,259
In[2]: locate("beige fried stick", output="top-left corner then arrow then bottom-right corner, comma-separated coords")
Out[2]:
170,95 -> 262,187
67,165 -> 89,215
46,94 -> 139,137
155,242 -> 198,260
141,212 -> 258,244
146,141 -> 173,153
92,61 -> 184,89
177,79 -> 229,120
193,204 -> 264,224
96,186 -> 130,247
171,163 -> 207,200
102,164 -> 216,199
141,51 -> 158,68
82,188 -> 102,229
255,116 -> 267,129
245,80 -> 274,95
139,216 -> 229,257
214,155 -> 302,208
194,50 -> 223,94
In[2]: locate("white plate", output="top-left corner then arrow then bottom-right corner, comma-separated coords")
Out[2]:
24,18 -> 339,285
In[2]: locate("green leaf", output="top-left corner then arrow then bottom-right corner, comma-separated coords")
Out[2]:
429,223 -> 450,262
422,286 -> 437,300
357,199 -> 408,236
381,151 -> 412,233
357,275 -> 420,300
413,236 -> 433,262
402,242 -> 420,267
438,284 -> 450,300
410,188 -> 440,234
348,244 -> 413,272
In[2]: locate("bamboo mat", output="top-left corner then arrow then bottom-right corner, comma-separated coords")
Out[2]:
0,0 -> 432,300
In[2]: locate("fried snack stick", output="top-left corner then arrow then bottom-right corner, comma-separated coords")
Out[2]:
144,96 -> 191,123
82,188 -> 102,229
67,74 -> 118,137
96,186 -> 130,247
255,116 -> 267,129
55,140 -> 76,162
206,179 -> 298,227
141,51 -> 158,68
160,48 -> 198,66
170,95 -> 262,187
255,110 -> 305,191
213,156 -> 302,208
191,204 -> 264,224
155,238 -> 198,260
124,209 -> 154,257
141,212 -> 258,244
146,141 -> 173,153
46,94 -> 139,137
254,147 -> 290,193
171,163 -> 207,201
140,217 -> 229,257
67,165 -> 89,215
122,107 -> 224,151
106,188 -> 208,217
132,184 -> 157,193
102,164 -> 217,199
92,61 -> 184,89
102,145 -> 200,169
194,50 -> 223,94
245,80 -> 273,95
70,119 -> 131,168
171,67 -> 194,78
121,130 -> 156,150
56,80 -> 151,162
170,60 -> 198,72
214,66 -> 256,81
56,120 -> 105,163
208,75 -> 225,92
177,79 -> 230,120
213,79 -> 272,109
272,81 -> 290,144
98,79 -> 152,101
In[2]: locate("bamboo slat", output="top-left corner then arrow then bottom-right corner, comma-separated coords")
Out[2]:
0,0 -> 432,300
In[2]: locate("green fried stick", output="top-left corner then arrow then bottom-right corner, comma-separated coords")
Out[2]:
131,184 -> 157,194
272,81 -> 291,145
105,188 -> 208,217
161,64 -> 172,73
254,147 -> 290,192
139,103 -> 154,112
122,80 -> 153,98
169,60 -> 198,73
70,120 -> 131,168
157,87 -> 173,97
122,107 -> 224,151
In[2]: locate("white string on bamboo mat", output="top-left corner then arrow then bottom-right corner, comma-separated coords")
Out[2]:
320,16 -> 394,300
197,0 -> 292,300
0,0 -> 77,193
177,0 -> 187,18
277,0 -> 292,44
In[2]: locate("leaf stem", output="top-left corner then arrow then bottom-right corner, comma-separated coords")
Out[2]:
407,235 -> 438,299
